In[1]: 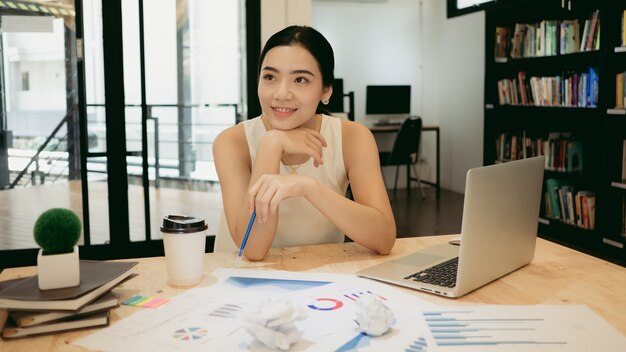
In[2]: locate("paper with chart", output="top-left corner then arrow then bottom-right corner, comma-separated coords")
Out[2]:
74,268 -> 433,351
414,305 -> 626,351
74,268 -> 626,351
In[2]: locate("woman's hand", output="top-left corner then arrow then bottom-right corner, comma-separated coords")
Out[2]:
247,174 -> 316,223
265,128 -> 327,167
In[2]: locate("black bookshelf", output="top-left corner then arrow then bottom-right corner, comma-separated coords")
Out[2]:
484,0 -> 626,266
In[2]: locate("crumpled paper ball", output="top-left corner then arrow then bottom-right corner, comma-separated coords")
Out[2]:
243,297 -> 308,351
354,294 -> 394,336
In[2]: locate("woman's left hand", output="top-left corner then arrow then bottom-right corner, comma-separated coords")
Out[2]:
247,174 -> 315,223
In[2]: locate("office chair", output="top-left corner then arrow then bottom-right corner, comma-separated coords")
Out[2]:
378,116 -> 425,198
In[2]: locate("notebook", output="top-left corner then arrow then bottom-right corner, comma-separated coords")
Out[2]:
357,156 -> 545,298
9,292 -> 118,327
2,311 -> 110,339
0,261 -> 137,311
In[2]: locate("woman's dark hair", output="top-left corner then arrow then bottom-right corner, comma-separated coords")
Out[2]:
258,25 -> 335,88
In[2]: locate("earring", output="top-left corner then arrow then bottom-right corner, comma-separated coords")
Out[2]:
322,98 -> 329,105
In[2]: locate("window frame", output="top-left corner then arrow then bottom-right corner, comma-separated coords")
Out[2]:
447,0 -> 498,18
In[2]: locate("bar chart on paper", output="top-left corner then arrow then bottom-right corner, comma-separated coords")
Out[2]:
420,305 -> 626,351
423,309 -> 564,347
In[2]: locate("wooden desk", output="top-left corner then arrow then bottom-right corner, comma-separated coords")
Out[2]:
369,124 -> 440,198
1,236 -> 625,350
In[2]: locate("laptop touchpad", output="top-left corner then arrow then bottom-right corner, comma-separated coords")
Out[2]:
393,252 -> 444,267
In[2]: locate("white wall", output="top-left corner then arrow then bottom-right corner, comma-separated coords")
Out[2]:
261,0 -> 485,194
312,0 -> 432,188
422,0 -> 484,193
312,0 -> 423,122
261,0 -> 311,45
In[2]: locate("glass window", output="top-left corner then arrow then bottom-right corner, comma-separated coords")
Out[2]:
457,0 -> 493,10
448,0 -> 496,18
0,10 -> 85,250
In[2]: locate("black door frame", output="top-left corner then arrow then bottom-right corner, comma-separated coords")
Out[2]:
0,0 -> 260,268
91,0 -> 260,259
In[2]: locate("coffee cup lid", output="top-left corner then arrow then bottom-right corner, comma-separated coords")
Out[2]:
160,215 -> 208,234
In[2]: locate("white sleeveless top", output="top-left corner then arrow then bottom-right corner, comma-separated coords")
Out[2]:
241,114 -> 349,247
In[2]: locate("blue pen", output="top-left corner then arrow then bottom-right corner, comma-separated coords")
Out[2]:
236,210 -> 256,265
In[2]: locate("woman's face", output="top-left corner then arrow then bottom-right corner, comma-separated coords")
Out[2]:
258,45 -> 331,130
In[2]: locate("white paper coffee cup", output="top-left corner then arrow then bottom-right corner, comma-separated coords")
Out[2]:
161,215 -> 208,287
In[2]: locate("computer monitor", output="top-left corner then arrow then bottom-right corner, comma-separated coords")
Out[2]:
366,85 -> 411,123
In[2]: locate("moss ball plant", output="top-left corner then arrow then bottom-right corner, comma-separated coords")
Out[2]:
34,208 -> 82,255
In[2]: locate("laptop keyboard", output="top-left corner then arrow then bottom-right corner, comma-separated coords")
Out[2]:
404,257 -> 458,288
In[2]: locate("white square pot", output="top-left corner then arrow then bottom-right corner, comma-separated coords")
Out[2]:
37,245 -> 80,290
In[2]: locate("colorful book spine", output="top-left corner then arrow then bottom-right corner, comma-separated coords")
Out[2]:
544,178 -> 595,229
585,10 -> 599,51
499,70 -> 597,108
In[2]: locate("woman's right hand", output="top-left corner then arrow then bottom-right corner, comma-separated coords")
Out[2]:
264,128 -> 327,167
247,174 -> 316,223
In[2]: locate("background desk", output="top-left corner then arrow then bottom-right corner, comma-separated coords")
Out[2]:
368,124 -> 440,198
1,235 -> 624,351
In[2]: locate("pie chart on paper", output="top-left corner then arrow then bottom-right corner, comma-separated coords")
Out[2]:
172,327 -> 208,341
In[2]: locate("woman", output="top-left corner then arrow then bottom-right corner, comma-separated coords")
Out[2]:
213,25 -> 395,260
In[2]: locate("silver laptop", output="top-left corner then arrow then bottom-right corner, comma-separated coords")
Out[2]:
357,156 -> 545,298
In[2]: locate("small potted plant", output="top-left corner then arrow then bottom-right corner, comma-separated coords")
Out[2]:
34,208 -> 82,290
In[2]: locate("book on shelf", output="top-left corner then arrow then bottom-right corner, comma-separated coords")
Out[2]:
494,26 -> 510,59
560,20 -> 580,55
510,23 -> 527,58
537,21 -> 545,56
497,80 -> 508,105
1,311 -> 109,339
581,10 -> 600,52
557,186 -> 570,222
523,23 -> 536,57
545,20 -> 558,56
578,190 -> 596,230
499,16 -> 599,59
587,193 -> 596,230
617,71 -> 626,109
495,131 -> 544,162
580,17 -> 590,52
8,292 -> 118,328
594,20 -> 601,51
545,179 -> 595,229
517,72 -> 526,105
0,260 -> 138,311
587,67 -> 599,108
524,77 -> 534,106
566,141 -> 583,172
543,132 -> 583,172
546,178 -> 566,220
574,191 -> 582,226
566,186 -> 577,224
497,69 -> 598,108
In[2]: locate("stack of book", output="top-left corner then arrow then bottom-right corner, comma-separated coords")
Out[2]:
544,179 -> 596,230
0,260 -> 137,339
497,68 -> 599,108
496,10 -> 602,60
580,10 -> 600,52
